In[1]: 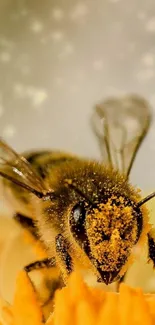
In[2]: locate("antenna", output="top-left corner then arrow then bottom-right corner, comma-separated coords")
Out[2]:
137,191 -> 155,207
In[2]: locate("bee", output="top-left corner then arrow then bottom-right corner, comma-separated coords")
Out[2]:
0,94 -> 155,291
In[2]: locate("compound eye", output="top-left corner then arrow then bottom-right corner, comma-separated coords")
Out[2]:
72,202 -> 86,225
70,202 -> 86,237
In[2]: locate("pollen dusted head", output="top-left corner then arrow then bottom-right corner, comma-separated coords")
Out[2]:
86,195 -> 141,284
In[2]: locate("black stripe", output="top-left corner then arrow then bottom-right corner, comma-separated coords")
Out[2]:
36,157 -> 74,179
26,151 -> 50,164
27,152 -> 74,179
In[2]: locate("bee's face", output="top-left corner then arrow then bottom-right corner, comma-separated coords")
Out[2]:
69,195 -> 142,285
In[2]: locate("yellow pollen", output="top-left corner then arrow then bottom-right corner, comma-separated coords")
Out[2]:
110,229 -> 121,249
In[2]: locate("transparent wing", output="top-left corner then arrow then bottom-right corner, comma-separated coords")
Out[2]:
0,138 -> 49,197
91,95 -> 151,177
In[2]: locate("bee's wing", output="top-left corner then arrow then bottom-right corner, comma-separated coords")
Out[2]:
0,139 -> 48,197
91,95 -> 151,178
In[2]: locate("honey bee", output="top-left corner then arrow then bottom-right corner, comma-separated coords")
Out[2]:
0,94 -> 155,291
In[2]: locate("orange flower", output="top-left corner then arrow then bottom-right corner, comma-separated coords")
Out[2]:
0,271 -> 155,325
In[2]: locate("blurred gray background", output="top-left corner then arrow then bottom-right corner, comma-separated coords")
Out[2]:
0,0 -> 155,192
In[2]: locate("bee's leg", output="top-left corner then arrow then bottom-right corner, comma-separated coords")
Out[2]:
42,277 -> 64,307
148,231 -> 155,266
24,257 -> 63,310
24,257 -> 56,273
55,234 -> 73,281
14,213 -> 39,239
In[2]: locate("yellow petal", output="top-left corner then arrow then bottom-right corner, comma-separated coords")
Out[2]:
13,271 -> 43,325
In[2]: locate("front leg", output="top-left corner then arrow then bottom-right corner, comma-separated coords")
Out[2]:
24,257 -> 62,309
55,234 -> 73,283
24,257 -> 56,273
148,230 -> 155,267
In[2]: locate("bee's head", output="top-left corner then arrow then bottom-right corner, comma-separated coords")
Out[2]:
69,195 -> 143,285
